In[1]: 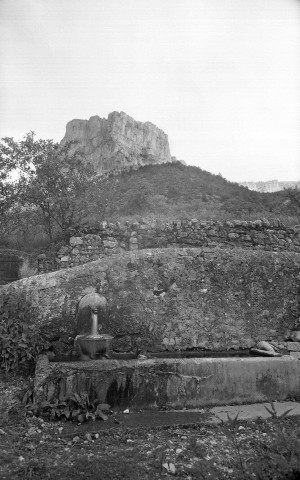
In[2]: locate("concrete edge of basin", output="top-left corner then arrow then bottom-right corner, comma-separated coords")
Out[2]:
34,355 -> 300,410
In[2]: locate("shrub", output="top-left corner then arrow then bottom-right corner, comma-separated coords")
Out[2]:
0,315 -> 45,375
0,296 -> 46,375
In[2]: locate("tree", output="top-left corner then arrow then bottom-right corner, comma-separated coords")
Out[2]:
284,188 -> 300,222
0,132 -> 96,243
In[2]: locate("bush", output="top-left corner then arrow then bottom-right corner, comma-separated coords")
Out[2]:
0,297 -> 46,375
0,315 -> 45,375
25,392 -> 110,423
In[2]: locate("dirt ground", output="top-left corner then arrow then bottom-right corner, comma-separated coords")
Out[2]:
1,373 -> 300,480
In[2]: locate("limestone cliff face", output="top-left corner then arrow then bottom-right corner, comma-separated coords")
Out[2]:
61,111 -> 173,174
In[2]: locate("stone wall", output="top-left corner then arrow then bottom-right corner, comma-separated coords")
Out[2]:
2,247 -> 300,353
38,219 -> 300,274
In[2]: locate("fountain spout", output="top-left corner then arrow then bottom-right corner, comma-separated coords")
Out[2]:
91,308 -> 101,336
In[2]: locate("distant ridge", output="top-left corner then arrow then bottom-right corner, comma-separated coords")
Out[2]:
239,180 -> 300,193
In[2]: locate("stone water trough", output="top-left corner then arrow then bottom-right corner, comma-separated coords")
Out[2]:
34,355 -> 300,409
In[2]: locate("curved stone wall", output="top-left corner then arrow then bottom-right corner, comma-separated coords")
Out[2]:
2,247 -> 300,353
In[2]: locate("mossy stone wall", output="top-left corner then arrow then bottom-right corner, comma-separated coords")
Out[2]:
1,247 -> 299,353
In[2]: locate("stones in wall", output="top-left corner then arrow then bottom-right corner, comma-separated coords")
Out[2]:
273,341 -> 300,358
38,219 -> 300,274
2,247 -> 300,354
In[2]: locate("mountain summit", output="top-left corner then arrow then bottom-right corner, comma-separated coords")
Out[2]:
61,111 -> 173,174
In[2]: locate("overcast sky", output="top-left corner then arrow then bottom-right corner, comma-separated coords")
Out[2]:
1,0 -> 299,182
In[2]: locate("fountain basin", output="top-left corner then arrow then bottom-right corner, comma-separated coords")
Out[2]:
34,355 -> 300,410
76,334 -> 114,359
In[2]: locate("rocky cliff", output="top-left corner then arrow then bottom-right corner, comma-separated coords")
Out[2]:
61,111 -> 173,174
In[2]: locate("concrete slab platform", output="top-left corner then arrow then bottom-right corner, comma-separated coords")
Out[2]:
59,402 -> 300,436
210,401 -> 300,423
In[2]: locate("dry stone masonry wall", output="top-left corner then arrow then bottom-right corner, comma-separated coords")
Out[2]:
38,219 -> 300,274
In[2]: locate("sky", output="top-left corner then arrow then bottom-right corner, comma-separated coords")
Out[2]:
0,0 -> 299,182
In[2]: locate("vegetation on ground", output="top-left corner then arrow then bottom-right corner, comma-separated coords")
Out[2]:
0,295 -> 45,375
0,374 -> 300,480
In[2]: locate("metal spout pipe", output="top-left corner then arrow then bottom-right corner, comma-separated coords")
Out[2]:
91,310 -> 98,336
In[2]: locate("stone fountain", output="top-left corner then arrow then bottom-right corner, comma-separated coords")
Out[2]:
75,292 -> 113,360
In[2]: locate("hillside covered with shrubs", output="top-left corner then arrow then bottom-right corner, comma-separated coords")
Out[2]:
85,162 -> 299,226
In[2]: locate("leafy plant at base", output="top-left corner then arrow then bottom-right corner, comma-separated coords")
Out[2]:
25,392 -> 109,423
